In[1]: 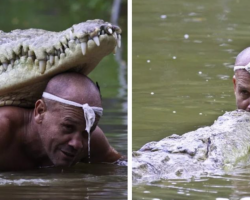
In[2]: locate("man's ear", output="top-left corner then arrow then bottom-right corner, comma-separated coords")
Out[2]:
34,99 -> 47,124
233,75 -> 236,94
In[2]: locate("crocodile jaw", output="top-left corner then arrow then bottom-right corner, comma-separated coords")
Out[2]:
0,20 -> 121,107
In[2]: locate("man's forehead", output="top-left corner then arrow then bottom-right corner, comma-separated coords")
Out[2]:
63,116 -> 83,124
236,70 -> 250,85
60,105 -> 100,124
43,92 -> 102,133
59,103 -> 85,116
236,69 -> 250,77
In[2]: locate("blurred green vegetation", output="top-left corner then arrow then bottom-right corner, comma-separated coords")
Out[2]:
0,0 -> 127,98
0,0 -> 127,30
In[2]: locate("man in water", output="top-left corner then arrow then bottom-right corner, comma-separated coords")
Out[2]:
0,72 -> 122,171
233,47 -> 250,111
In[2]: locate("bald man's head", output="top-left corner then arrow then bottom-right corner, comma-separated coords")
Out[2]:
234,47 -> 250,79
44,72 -> 102,108
235,47 -> 250,67
33,73 -> 103,166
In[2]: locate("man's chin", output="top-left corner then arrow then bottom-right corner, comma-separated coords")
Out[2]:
52,159 -> 76,167
51,151 -> 79,167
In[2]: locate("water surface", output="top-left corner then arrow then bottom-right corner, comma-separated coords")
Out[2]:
133,0 -> 250,199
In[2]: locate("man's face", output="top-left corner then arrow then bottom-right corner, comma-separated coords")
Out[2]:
234,70 -> 250,111
38,102 -> 99,167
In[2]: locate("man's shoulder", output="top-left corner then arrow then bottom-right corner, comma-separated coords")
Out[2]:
0,108 -> 16,147
90,126 -> 111,145
91,126 -> 105,138
0,107 -> 14,130
88,126 -> 121,163
0,106 -> 28,147
0,106 -> 26,130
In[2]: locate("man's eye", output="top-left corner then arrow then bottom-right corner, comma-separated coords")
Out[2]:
240,90 -> 249,96
63,124 -> 75,132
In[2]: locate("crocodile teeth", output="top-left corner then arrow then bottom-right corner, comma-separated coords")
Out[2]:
69,30 -> 74,40
75,38 -> 80,44
39,60 -> 46,74
93,36 -> 100,46
108,28 -> 113,34
117,34 -> 121,48
81,42 -> 87,55
113,46 -> 117,54
63,43 -> 68,48
2,63 -> 8,71
8,64 -> 12,71
49,55 -> 54,65
113,32 -> 118,39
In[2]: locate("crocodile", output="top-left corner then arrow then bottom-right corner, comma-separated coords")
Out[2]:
0,19 -> 121,107
133,110 -> 250,183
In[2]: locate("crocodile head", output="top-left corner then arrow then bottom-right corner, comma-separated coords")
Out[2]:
0,19 -> 121,107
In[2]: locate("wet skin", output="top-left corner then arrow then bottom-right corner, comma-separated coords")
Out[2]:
0,101 -> 121,171
233,70 -> 250,111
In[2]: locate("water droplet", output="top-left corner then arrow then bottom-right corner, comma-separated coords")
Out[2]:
184,34 -> 189,39
194,40 -> 202,43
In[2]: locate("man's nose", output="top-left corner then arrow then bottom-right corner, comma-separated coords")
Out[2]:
68,134 -> 83,150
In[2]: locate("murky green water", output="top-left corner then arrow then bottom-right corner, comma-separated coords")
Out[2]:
0,163 -> 127,200
133,0 -> 250,199
0,1 -> 127,199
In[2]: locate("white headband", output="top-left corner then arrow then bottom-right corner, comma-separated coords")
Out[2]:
42,92 -> 103,133
234,63 -> 250,73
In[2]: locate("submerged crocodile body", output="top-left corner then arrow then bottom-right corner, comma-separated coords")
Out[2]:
0,19 -> 121,107
133,110 -> 250,183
